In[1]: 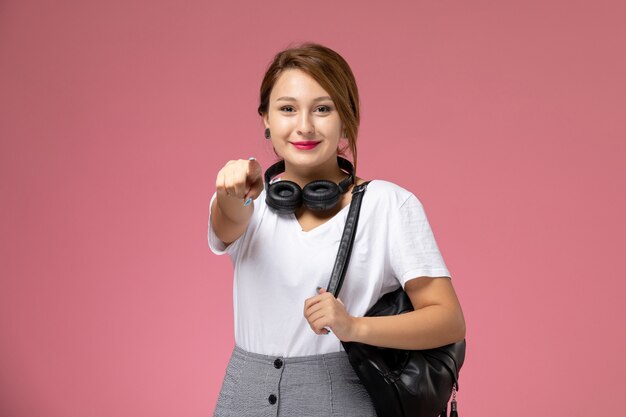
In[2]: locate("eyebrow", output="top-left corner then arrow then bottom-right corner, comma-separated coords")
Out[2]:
275,96 -> 333,102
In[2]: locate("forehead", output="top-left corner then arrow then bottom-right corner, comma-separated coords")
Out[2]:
270,68 -> 330,99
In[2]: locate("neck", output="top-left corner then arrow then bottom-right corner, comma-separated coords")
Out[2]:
281,157 -> 349,189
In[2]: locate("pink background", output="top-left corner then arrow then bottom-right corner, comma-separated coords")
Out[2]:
1,1 -> 624,416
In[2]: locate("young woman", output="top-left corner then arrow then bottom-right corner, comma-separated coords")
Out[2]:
208,43 -> 466,417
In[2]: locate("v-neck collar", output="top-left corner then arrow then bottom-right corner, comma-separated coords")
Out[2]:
290,202 -> 352,236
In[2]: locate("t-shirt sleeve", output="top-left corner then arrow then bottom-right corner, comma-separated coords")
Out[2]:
388,193 -> 452,288
207,191 -> 243,256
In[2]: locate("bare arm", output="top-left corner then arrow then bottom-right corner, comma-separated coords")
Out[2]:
350,276 -> 466,350
211,158 -> 263,246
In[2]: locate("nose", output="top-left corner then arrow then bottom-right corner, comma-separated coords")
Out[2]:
297,112 -> 315,136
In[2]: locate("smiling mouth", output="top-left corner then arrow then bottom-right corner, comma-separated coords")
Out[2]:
291,140 -> 319,150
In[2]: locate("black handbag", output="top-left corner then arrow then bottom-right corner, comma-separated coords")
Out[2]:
326,181 -> 466,417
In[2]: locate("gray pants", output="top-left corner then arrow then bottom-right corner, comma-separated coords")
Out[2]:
213,344 -> 377,417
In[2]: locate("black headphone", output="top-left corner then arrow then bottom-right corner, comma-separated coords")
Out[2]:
264,156 -> 355,214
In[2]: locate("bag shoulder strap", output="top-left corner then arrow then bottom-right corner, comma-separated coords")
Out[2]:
326,180 -> 372,298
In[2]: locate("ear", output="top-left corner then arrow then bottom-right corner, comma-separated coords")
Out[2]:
262,112 -> 270,129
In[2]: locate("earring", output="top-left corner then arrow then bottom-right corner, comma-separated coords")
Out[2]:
264,128 -> 271,139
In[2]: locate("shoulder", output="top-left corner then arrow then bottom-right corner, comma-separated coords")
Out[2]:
360,179 -> 417,208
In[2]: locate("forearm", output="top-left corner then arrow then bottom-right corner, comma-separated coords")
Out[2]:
349,305 -> 465,350
210,193 -> 254,245
214,192 -> 253,225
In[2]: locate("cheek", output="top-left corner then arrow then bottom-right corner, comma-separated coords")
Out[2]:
269,116 -> 294,132
320,116 -> 342,131
320,122 -> 343,139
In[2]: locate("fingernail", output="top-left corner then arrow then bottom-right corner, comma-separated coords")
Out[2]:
248,157 -> 256,161
243,197 -> 252,206
316,286 -> 322,292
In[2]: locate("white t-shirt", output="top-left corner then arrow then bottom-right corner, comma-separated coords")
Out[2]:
207,179 -> 451,357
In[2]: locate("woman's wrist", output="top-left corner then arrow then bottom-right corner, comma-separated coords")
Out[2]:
348,316 -> 368,343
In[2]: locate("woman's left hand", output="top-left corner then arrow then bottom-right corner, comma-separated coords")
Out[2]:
303,287 -> 357,341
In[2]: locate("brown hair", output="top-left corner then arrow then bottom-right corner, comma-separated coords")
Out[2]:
257,42 -> 361,173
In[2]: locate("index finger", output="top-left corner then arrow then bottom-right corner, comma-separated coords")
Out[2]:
246,157 -> 262,179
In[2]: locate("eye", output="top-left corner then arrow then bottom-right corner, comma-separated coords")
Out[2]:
315,105 -> 332,113
280,106 -> 295,112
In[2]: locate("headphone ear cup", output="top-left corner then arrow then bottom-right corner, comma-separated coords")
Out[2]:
266,180 -> 303,214
302,180 -> 341,211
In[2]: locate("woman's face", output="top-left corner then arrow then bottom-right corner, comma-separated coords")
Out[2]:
263,68 -> 344,170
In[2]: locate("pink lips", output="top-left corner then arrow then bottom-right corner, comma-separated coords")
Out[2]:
291,141 -> 320,150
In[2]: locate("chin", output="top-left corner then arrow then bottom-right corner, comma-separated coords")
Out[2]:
275,143 -> 337,164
